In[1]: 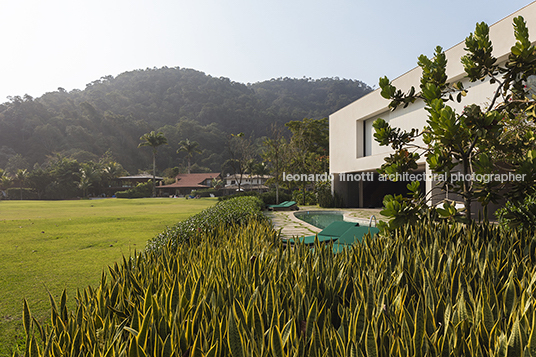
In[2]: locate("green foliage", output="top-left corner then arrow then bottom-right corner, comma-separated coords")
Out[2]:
115,181 -> 153,198
496,193 -> 536,231
218,190 -> 260,202
146,196 -> 267,252
316,181 -> 344,208
20,214 -> 536,356
217,190 -> 293,206
260,190 -> 292,205
190,188 -> 221,197
5,187 -> 37,200
292,189 -> 317,206
375,16 -> 536,225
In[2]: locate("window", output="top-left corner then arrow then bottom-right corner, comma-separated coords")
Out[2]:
364,118 -> 374,156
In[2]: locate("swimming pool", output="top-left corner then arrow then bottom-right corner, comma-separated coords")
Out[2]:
294,211 -> 345,229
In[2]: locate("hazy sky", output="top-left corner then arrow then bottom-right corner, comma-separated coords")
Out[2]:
0,0 -> 534,102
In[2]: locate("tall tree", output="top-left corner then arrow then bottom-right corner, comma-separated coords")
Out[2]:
177,139 -> 201,174
138,131 -> 168,197
226,133 -> 253,192
262,124 -> 289,204
285,118 -> 329,205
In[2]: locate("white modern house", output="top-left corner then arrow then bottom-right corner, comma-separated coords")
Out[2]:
330,2 -> 536,211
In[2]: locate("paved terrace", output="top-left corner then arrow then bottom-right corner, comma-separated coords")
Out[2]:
264,206 -> 387,240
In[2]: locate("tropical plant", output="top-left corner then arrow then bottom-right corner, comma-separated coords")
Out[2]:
138,131 -> 168,197
78,162 -> 102,198
0,169 -> 12,189
15,169 -> 28,200
177,138 -> 201,174
19,215 -> 536,356
374,16 -> 536,225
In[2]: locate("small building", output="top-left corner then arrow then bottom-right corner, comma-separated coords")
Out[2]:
222,174 -> 272,195
157,173 -> 221,196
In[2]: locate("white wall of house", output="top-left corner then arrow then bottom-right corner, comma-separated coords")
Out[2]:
329,2 -> 536,208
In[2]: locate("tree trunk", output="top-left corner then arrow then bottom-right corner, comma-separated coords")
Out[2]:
462,156 -> 472,220
302,181 -> 306,206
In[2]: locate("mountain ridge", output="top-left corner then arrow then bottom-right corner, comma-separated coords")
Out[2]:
0,66 -> 373,173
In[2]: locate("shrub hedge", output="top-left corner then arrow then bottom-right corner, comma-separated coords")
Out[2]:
146,196 -> 267,252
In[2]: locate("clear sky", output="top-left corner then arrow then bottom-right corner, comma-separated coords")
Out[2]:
0,0 -> 533,102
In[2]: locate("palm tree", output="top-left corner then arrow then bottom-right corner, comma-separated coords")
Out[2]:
16,169 -> 28,200
0,169 -> 12,199
138,131 -> 168,197
177,139 -> 201,174
78,162 -> 102,198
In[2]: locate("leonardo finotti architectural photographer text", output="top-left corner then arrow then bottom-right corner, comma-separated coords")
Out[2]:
283,172 -> 526,183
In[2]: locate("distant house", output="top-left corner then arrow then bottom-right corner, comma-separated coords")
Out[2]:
107,174 -> 164,195
157,173 -> 221,196
222,174 -> 272,194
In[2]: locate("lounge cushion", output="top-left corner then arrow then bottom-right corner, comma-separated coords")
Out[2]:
332,226 -> 379,253
291,221 -> 359,245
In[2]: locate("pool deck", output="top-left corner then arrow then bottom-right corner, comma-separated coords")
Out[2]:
264,206 -> 386,240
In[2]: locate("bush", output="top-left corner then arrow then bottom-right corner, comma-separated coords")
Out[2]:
146,196 -> 267,252
496,193 -> 536,231
259,190 -> 292,205
115,181 -> 153,198
292,189 -> 317,205
21,219 -> 536,356
219,190 -> 294,207
191,188 -> 222,197
218,190 -> 259,202
5,187 -> 38,200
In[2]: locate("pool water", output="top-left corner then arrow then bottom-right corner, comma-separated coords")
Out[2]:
295,212 -> 344,229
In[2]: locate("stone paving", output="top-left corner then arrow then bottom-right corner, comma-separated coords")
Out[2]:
264,206 -> 386,240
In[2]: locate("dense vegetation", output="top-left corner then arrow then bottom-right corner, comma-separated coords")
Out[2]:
19,198 -> 536,356
0,68 -> 371,174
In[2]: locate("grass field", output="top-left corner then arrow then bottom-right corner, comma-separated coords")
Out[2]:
0,197 -> 216,356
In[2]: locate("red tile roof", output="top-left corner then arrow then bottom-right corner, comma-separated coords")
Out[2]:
157,173 -> 220,189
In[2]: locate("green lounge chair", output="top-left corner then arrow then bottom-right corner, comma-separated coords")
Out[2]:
268,201 -> 298,211
331,226 -> 379,253
290,221 -> 359,245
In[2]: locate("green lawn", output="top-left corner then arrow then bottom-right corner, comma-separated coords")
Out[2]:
0,198 -> 216,355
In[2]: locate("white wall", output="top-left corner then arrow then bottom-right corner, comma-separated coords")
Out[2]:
330,2 -> 536,176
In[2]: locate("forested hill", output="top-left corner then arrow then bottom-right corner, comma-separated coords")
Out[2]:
0,67 -> 372,173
